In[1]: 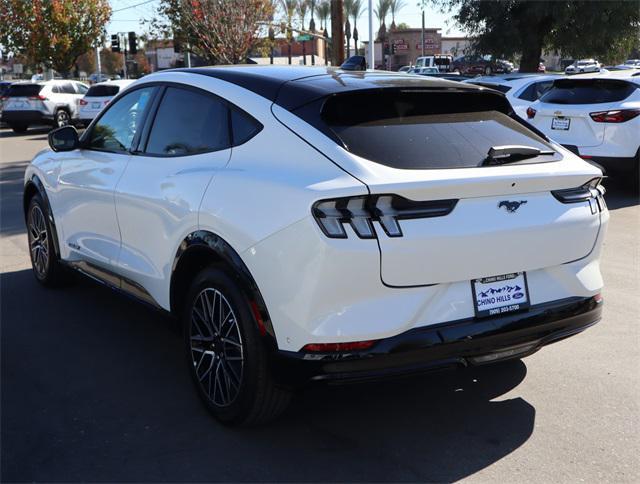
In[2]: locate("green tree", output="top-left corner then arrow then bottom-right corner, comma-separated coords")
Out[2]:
430,0 -> 640,72
0,0 -> 111,76
389,0 -> 405,30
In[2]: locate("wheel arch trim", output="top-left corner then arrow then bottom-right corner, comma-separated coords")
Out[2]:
171,230 -> 277,340
23,175 -> 61,258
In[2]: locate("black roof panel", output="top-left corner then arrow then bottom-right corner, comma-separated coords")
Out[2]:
171,66 -> 486,110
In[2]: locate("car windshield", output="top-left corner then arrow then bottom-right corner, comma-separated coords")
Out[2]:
86,85 -> 120,97
541,79 -> 637,104
6,84 -> 43,97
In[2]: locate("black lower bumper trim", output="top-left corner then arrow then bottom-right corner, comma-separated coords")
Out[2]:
1,110 -> 48,125
275,296 -> 602,384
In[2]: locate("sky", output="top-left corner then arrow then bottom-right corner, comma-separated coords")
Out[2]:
107,0 -> 466,41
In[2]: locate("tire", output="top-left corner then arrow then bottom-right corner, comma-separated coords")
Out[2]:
484,66 -> 492,75
27,194 -> 69,286
54,108 -> 70,128
183,267 -> 292,426
11,124 -> 28,133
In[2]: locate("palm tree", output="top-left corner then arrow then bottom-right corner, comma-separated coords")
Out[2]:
344,0 -> 365,54
281,0 -> 297,63
316,0 -> 330,31
297,0 -> 310,30
389,0 -> 405,30
374,0 -> 391,40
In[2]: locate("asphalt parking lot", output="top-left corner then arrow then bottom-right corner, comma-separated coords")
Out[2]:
1,127 -> 639,482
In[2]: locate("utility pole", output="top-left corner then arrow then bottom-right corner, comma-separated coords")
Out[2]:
368,0 -> 374,69
122,34 -> 128,79
95,45 -> 102,78
331,0 -> 344,65
421,10 -> 425,57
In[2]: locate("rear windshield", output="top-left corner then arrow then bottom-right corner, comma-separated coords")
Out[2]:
6,84 -> 43,97
541,79 -> 636,104
86,85 -> 120,97
320,90 -> 557,170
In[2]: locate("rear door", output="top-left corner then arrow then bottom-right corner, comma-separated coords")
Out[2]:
314,88 -> 603,287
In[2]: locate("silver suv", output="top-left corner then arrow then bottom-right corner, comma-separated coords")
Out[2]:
1,80 -> 88,133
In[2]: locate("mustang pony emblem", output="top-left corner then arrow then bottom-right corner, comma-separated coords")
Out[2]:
498,200 -> 527,213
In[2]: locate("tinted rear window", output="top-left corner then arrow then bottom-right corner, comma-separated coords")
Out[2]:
86,85 -> 120,97
321,90 -> 557,169
541,79 -> 636,104
7,84 -> 43,97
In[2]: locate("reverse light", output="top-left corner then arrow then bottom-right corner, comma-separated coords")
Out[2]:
589,109 -> 640,123
312,195 -> 458,239
526,106 -> 536,119
79,99 -> 88,105
302,340 -> 376,352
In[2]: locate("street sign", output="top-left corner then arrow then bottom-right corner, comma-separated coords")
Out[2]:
296,34 -> 312,42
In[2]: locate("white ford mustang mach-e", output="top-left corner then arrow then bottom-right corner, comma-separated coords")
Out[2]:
24,66 -> 608,425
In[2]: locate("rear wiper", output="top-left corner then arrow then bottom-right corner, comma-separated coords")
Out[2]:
482,145 -> 556,166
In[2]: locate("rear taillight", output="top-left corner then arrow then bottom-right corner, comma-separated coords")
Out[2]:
28,94 -> 47,101
302,340 -> 376,352
589,109 -> 640,123
79,99 -> 88,105
312,195 -> 458,239
552,177 -> 606,213
526,106 -> 536,119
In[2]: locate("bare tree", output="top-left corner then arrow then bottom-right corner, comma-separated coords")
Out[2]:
180,0 -> 274,64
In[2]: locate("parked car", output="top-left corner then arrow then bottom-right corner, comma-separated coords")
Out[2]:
26,66 -> 608,425
414,67 -> 440,75
78,80 -> 135,126
623,59 -> 640,68
0,80 -> 13,127
464,74 -> 563,119
526,72 -> 640,182
565,59 -> 601,74
453,54 -> 513,75
1,80 -> 88,133
398,65 -> 412,73
538,62 -> 546,73
88,72 -> 112,83
415,55 -> 453,72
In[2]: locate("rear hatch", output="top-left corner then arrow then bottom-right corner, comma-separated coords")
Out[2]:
531,78 -> 638,148
3,84 -> 45,112
80,84 -> 120,116
290,86 -> 603,287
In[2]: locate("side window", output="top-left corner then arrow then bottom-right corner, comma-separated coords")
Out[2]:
52,85 -> 60,94
534,80 -> 553,100
61,83 -> 76,94
87,86 -> 155,152
145,87 -> 230,156
517,83 -> 537,101
75,83 -> 88,94
230,108 -> 262,146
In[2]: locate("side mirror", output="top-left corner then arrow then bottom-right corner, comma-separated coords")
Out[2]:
48,125 -> 79,152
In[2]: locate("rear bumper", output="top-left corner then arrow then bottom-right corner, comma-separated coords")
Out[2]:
1,110 -> 50,125
274,296 -> 602,384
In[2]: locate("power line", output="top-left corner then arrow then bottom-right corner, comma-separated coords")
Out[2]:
111,0 -> 158,13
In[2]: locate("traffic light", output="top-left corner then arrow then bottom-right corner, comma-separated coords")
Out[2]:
111,34 -> 120,53
128,32 -> 137,55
